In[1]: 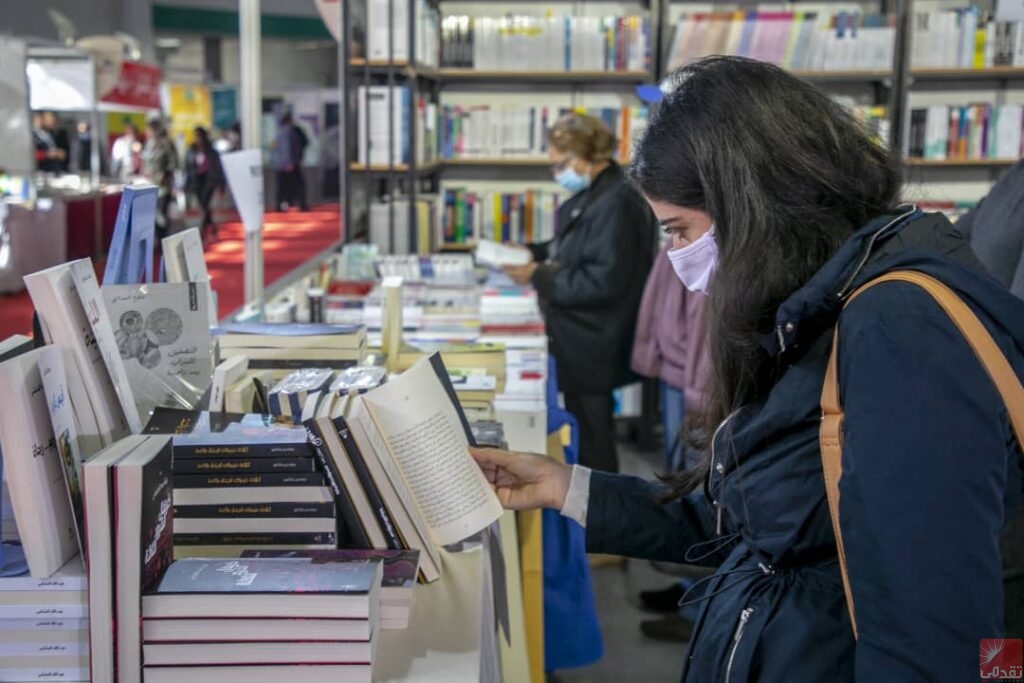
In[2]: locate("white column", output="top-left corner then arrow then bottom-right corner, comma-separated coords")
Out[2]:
239,0 -> 263,310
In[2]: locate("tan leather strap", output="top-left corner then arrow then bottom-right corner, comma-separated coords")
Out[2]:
820,270 -> 1024,640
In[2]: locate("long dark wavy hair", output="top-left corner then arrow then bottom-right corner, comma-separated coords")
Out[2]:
629,56 -> 903,497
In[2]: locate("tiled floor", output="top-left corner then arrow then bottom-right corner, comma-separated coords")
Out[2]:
551,442 -> 690,682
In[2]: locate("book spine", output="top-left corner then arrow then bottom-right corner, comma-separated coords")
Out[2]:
172,457 -> 317,474
173,502 -> 336,519
304,420 -> 370,549
245,358 -> 359,371
173,472 -> 325,488
173,532 -> 337,546
333,416 -> 403,550
172,443 -> 313,459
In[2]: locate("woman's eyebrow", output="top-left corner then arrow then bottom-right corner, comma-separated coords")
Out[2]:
658,216 -> 684,228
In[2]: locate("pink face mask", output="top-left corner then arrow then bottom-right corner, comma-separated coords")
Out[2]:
667,226 -> 717,293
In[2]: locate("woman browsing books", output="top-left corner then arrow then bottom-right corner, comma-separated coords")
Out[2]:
473,56 -> 1024,682
503,112 -> 657,474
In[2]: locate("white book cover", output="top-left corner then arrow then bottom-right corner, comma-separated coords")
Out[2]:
69,259 -> 143,434
475,239 -> 532,269
102,281 -> 214,409
210,355 -> 249,412
997,105 -> 1023,158
925,105 -> 950,160
36,346 -> 86,559
0,348 -> 78,577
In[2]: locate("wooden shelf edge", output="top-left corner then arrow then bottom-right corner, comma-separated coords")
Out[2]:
444,158 -> 551,167
911,67 -> 1024,80
349,161 -> 443,173
437,69 -> 650,82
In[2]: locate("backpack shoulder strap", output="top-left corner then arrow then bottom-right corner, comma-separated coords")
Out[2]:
820,269 -> 1024,640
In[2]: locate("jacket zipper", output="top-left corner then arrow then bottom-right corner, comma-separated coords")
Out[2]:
835,205 -> 917,299
725,607 -> 756,683
709,410 -> 740,535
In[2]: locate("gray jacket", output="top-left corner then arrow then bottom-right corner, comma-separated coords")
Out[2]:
956,161 -> 1024,299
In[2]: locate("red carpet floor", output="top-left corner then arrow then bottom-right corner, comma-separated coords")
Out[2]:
0,205 -> 342,339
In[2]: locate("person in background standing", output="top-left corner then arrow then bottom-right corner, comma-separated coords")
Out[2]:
32,112 -> 61,174
143,115 -> 179,241
110,122 -> 142,183
74,121 -> 93,174
504,112 -> 658,473
185,126 -> 225,243
273,113 -> 308,212
42,111 -> 70,173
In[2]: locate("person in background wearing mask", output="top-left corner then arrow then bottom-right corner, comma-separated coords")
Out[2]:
504,112 -> 657,473
143,115 -> 179,241
111,122 -> 142,183
473,57 -> 1024,681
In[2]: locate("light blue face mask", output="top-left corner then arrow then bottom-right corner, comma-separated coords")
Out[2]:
554,167 -> 591,194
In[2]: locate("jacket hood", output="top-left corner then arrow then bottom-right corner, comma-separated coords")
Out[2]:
763,206 -> 1024,357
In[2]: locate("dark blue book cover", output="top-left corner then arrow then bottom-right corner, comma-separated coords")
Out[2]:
144,407 -> 312,458
150,557 -> 378,595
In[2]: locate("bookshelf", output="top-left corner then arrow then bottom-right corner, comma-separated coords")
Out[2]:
437,69 -> 652,83
905,158 -> 1018,167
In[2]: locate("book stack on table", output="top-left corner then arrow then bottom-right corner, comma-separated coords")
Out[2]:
141,556 -> 383,683
215,323 -> 369,380
144,408 -> 338,559
0,556 -> 89,682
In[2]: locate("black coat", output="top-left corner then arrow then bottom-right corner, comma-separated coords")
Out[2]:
528,162 -> 657,395
586,209 -> 1024,681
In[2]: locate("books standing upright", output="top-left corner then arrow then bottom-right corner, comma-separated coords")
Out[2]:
0,348 -> 78,577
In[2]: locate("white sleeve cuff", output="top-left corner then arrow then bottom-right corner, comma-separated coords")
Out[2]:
558,465 -> 592,528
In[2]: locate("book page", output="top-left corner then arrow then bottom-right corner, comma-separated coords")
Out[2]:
474,240 -> 532,268
361,355 -> 502,547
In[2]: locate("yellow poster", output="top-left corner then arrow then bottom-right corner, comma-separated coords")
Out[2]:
168,84 -> 212,148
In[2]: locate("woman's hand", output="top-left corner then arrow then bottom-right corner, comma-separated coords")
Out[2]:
470,447 -> 573,511
503,262 -> 538,285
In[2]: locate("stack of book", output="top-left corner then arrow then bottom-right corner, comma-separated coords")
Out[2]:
365,0 -> 440,66
441,14 -> 652,72
906,104 -> 1023,161
666,11 -> 897,73
144,408 -> 338,558
0,556 -> 88,683
215,323 -> 368,379
480,284 -> 543,335
912,8 -> 1024,68
268,368 -> 336,423
439,187 -> 561,247
439,105 -> 647,162
141,556 -> 383,683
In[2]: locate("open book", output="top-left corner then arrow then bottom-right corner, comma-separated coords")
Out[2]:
329,353 -> 503,582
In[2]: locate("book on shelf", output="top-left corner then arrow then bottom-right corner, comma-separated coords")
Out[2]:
666,11 -> 896,73
441,14 -> 651,73
906,103 -> 1023,160
355,85 -> 437,167
0,347 -> 79,578
366,0 -> 440,67
369,195 -> 438,255
439,104 -> 647,162
439,187 -> 561,247
912,8 -> 1024,68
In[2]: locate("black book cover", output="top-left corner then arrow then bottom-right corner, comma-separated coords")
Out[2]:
332,416 -> 402,550
173,531 -> 336,546
174,501 -> 336,519
428,352 -> 477,447
173,472 -> 325,488
304,419 -> 369,549
172,456 -> 317,475
145,407 -> 313,459
150,557 -> 377,595
246,358 -> 359,371
140,439 -> 175,590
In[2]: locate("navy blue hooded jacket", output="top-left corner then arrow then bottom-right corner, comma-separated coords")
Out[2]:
585,207 -> 1024,681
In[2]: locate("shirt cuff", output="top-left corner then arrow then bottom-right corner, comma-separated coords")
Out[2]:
559,465 -> 592,528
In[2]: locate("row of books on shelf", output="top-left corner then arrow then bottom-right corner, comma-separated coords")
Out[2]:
911,9 -> 1024,69
849,104 -> 891,147
364,0 -> 440,67
906,104 -> 1024,161
438,105 -> 647,163
440,14 -> 651,73
355,86 -> 437,167
440,187 -> 561,248
666,11 -> 897,73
